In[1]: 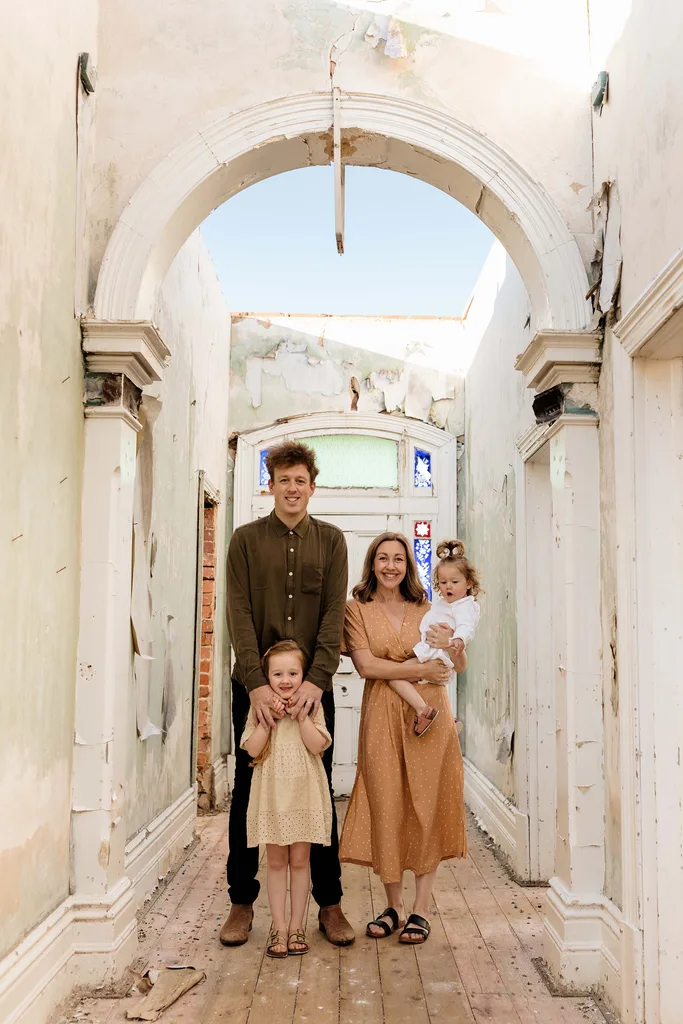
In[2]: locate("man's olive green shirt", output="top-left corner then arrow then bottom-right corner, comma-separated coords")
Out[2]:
226,511 -> 348,692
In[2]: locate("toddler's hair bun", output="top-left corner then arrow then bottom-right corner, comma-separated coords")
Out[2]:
436,539 -> 466,560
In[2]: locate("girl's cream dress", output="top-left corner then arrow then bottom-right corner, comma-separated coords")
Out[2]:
241,707 -> 332,847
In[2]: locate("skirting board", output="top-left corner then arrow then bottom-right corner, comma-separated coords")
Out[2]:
125,785 -> 197,910
544,876 -> 624,1010
0,881 -> 136,1024
1,791 -> 198,1024
463,758 -> 529,876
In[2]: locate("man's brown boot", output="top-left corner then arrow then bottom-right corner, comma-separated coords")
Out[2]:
318,904 -> 355,946
219,903 -> 254,946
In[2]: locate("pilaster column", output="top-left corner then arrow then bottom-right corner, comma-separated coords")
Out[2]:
70,321 -> 169,974
544,412 -> 606,986
516,330 -> 607,991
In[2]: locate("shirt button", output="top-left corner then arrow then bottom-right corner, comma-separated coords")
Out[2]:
287,616 -> 292,621
290,548 -> 294,552
289,531 -> 293,535
288,571 -> 293,576
288,594 -> 293,599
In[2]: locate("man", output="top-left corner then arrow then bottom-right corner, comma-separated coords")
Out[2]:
220,440 -> 354,947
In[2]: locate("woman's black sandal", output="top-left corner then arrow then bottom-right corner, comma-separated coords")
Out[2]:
366,907 -> 402,938
398,914 -> 431,944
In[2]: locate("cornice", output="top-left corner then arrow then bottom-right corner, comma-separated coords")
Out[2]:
84,405 -> 144,433
516,411 -> 599,462
81,320 -> 171,388
614,247 -> 683,358
514,330 -> 602,392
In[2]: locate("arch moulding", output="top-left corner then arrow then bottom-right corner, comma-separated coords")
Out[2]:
94,92 -> 590,333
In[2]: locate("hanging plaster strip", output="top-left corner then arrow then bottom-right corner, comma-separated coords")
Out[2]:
333,86 -> 345,255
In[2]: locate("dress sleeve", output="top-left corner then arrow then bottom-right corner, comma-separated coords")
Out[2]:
239,708 -> 259,750
311,703 -> 332,751
342,600 -> 370,653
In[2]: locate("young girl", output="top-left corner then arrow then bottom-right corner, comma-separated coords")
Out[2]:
240,640 -> 332,958
387,539 -> 482,736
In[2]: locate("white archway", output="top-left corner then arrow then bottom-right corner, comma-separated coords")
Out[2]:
94,91 -> 591,332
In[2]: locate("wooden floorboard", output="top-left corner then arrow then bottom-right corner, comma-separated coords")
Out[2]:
68,806 -> 610,1024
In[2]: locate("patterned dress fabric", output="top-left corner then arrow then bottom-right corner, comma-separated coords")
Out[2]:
241,706 -> 332,847
339,598 -> 467,883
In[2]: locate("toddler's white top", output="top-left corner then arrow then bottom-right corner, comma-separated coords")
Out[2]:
414,594 -> 481,666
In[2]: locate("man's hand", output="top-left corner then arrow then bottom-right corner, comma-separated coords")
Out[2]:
425,621 -> 454,650
287,680 -> 323,720
420,659 -> 451,684
249,685 -> 286,729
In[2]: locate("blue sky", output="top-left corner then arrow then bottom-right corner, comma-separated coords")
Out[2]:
201,166 -> 494,316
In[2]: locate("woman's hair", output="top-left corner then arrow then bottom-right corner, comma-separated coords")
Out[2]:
433,539 -> 482,598
250,641 -> 306,767
352,532 -> 428,605
261,639 -> 306,678
265,440 -> 319,483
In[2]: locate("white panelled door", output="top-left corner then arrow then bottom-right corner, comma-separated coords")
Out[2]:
233,414 -> 457,796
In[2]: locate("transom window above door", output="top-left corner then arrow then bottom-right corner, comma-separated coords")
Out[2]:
259,434 -> 399,490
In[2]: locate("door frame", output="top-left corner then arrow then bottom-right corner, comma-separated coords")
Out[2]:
233,412 -> 457,532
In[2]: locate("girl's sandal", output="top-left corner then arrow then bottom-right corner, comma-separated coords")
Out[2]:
266,929 -> 288,958
414,706 -> 439,736
287,929 -> 309,955
366,907 -> 403,938
398,913 -> 431,945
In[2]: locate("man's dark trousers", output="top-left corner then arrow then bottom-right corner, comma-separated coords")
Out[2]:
227,680 -> 343,908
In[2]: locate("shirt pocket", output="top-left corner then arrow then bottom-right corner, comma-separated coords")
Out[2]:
301,563 -> 323,594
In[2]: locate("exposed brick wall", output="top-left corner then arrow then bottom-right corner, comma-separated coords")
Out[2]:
197,502 -> 217,810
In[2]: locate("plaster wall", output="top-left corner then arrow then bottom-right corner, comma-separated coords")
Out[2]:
0,3 -> 98,959
89,0 -> 594,298
596,328 -> 622,908
458,243 -> 533,799
125,229 -> 231,839
590,0 -> 683,311
229,312 -> 467,435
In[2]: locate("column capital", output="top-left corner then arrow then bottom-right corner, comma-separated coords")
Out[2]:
514,330 -> 602,392
81,319 -> 171,388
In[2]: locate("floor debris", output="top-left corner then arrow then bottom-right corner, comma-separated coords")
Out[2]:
125,967 -> 205,1021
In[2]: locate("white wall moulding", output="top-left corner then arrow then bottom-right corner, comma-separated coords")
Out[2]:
545,876 -> 623,1005
0,885 -> 136,1024
514,330 -> 602,392
463,758 -> 530,878
0,782 -> 197,1024
94,92 -> 591,334
81,319 -> 171,387
516,412 -> 599,464
124,786 -> 196,911
614,246 -> 683,358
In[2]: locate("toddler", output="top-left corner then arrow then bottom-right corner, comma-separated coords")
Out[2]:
388,539 -> 481,736
240,640 -> 332,958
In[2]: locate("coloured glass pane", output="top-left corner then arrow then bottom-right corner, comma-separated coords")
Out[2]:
414,538 -> 432,600
259,449 -> 269,488
414,448 -> 432,489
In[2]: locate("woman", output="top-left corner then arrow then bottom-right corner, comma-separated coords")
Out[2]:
339,533 -> 467,945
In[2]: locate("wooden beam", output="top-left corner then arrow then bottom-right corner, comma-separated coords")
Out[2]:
333,86 -> 345,254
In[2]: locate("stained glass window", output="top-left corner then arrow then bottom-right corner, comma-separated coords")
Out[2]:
414,448 -> 432,490
414,538 -> 432,600
259,449 -> 269,488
